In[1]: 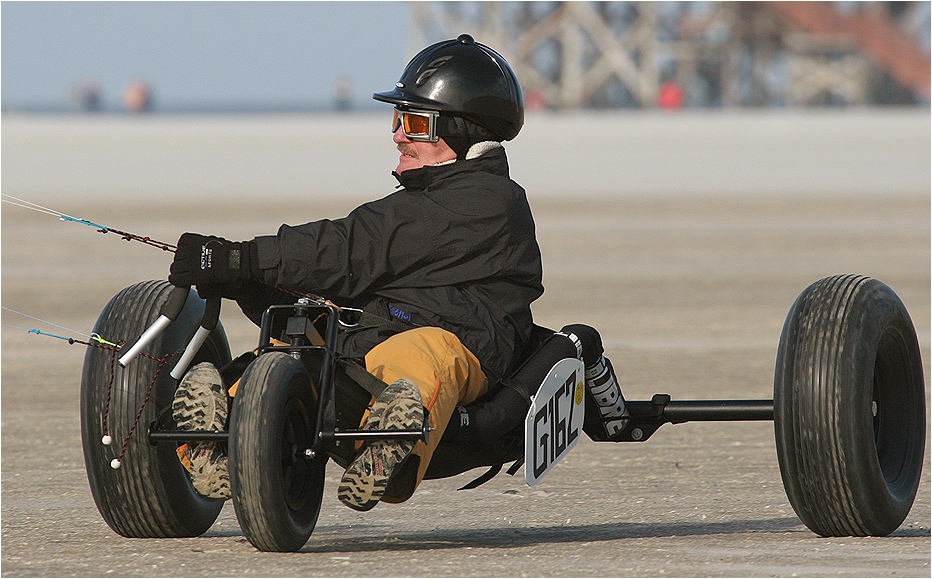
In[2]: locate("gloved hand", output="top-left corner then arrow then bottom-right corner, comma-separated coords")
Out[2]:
168,233 -> 257,296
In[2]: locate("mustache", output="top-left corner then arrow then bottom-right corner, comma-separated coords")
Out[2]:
397,143 -> 418,158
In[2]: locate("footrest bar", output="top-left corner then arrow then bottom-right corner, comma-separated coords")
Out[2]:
327,428 -> 427,442
148,428 -> 229,443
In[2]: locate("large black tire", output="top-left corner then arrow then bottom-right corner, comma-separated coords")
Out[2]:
774,274 -> 925,536
81,280 -> 232,538
229,352 -> 327,552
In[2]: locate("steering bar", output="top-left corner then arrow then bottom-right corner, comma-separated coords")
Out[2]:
118,285 -> 222,380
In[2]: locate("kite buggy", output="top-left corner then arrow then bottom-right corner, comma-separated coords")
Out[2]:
78,273 -> 925,552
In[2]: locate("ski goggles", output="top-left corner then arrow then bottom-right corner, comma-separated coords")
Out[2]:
392,107 -> 440,142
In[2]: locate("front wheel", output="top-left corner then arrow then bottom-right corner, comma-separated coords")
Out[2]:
229,352 -> 327,552
81,280 -> 232,538
774,274 -> 925,536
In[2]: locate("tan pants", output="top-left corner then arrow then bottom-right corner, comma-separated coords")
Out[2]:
364,326 -> 489,500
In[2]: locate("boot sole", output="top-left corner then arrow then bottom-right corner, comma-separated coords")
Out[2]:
337,379 -> 423,511
172,362 -> 231,499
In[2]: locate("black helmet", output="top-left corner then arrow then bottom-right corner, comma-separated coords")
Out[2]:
374,34 -> 524,141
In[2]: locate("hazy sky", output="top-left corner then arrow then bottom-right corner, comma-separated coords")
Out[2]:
1,1 -> 414,111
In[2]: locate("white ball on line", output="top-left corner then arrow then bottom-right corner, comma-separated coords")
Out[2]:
110,458 -> 122,470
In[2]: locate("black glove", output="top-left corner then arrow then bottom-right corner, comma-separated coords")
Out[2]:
168,233 -> 258,295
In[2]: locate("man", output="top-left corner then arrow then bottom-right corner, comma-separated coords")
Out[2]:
169,34 -> 545,511
169,34 -> 629,511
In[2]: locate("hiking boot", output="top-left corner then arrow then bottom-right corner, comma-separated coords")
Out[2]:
337,378 -> 424,511
172,362 -> 230,499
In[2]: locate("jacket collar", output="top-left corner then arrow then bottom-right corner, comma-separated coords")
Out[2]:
392,146 -> 510,192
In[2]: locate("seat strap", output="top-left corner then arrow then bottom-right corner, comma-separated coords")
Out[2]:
457,456 -> 525,490
340,358 -> 388,399
458,463 -> 503,490
506,457 -> 524,476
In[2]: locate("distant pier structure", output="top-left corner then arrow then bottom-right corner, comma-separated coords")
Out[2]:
410,1 -> 930,109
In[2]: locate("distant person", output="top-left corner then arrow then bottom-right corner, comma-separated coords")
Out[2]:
123,80 -> 152,113
658,80 -> 685,110
165,34 -> 628,510
69,79 -> 102,112
524,83 -> 548,111
334,77 -> 353,111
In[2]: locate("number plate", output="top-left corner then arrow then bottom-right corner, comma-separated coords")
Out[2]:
524,358 -> 585,486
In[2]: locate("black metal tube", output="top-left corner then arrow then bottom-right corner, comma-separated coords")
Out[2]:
149,429 -> 229,443
257,308 -> 272,352
662,399 -> 773,422
626,398 -> 774,422
149,426 -> 427,444
317,304 -> 340,411
314,304 -> 341,452
326,429 -> 426,442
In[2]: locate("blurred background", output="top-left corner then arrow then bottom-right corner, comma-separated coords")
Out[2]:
1,1 -> 929,201
3,1 -> 930,113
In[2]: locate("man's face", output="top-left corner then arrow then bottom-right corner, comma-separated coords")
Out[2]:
393,125 -> 456,174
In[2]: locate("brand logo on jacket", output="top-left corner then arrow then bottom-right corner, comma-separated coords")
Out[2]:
200,245 -> 212,270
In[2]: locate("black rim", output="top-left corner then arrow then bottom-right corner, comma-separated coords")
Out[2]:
872,325 -> 912,494
280,395 -> 313,512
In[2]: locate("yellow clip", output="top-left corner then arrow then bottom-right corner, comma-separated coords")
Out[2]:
90,333 -> 119,348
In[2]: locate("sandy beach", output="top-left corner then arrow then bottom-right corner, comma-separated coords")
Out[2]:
2,111 -> 928,576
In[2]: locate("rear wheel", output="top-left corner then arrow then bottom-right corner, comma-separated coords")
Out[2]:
774,274 -> 925,536
229,352 -> 327,552
80,280 -> 232,537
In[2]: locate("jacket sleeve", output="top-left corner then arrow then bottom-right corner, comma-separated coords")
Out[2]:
251,188 -> 523,303
231,282 -> 296,326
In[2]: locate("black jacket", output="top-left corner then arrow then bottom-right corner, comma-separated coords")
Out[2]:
239,147 -> 543,383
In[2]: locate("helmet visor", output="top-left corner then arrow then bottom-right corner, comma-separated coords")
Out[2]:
392,108 -> 439,142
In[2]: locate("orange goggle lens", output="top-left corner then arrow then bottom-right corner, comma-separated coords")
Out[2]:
392,108 -> 439,142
